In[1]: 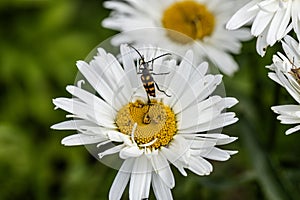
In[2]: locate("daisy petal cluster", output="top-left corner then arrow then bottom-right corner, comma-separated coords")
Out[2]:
272,105 -> 300,135
267,35 -> 300,134
102,0 -> 251,76
52,44 -> 239,199
227,0 -> 300,56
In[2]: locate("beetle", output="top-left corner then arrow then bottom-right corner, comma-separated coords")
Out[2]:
128,44 -> 171,103
288,57 -> 300,84
290,67 -> 300,83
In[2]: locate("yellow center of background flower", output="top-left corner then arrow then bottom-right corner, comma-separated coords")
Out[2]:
116,100 -> 177,149
162,0 -> 215,44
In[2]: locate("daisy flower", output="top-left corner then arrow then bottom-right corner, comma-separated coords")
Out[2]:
267,35 -> 300,134
226,0 -> 300,57
51,44 -> 239,199
102,0 -> 251,76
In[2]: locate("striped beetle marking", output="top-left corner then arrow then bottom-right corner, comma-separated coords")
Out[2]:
128,45 -> 171,103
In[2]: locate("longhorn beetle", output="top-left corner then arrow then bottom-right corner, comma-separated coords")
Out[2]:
289,57 -> 300,84
128,44 -> 171,103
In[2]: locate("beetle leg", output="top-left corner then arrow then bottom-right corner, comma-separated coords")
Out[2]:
151,72 -> 170,75
155,82 -> 171,97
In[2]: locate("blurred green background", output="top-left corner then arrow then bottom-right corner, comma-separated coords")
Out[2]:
0,0 -> 299,199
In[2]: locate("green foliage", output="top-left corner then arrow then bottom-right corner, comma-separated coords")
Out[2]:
0,0 -> 299,199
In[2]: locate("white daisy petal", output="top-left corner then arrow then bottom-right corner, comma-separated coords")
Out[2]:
152,173 -> 173,200
172,75 -> 221,114
107,130 -> 130,143
178,106 -> 218,130
89,56 -> 130,108
275,66 -> 300,104
120,44 -> 140,88
99,144 -> 125,159
226,0 -> 260,30
161,135 -> 190,175
51,120 -> 95,130
189,62 -> 208,83
256,0 -> 278,12
204,46 -> 239,76
226,150 -> 238,155
178,112 -> 238,133
160,146 -> 188,177
291,1 -> 300,41
251,10 -> 273,36
109,158 -> 134,200
61,134 -> 107,146
151,153 -> 175,188
164,51 -> 194,107
271,104 -> 300,133
276,0 -> 292,40
214,135 -> 238,145
141,167 -> 152,199
162,59 -> 178,92
188,156 -> 212,176
268,72 -> 283,86
189,139 -> 217,149
129,156 -> 152,200
80,126 -> 110,135
66,85 -> 116,116
272,105 -> 300,114
277,116 -> 300,124
183,133 -> 238,146
103,1 -> 136,14
119,146 -> 143,159
286,125 -> 300,135
267,6 -> 285,46
282,35 -> 300,59
199,147 -> 232,161
256,29 -> 268,56
53,98 -> 116,129
76,61 -> 116,107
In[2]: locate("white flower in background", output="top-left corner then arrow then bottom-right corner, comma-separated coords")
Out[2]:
267,35 -> 300,135
52,44 -> 239,200
102,0 -> 251,76
226,0 -> 300,57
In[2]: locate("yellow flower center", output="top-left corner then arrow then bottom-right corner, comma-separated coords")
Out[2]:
116,100 -> 177,149
162,0 -> 215,44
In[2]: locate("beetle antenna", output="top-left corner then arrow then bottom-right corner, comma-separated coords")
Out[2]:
127,44 -> 144,60
147,53 -> 171,63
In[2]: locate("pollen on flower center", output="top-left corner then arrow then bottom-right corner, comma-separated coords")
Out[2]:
162,1 -> 215,44
115,100 -> 177,149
